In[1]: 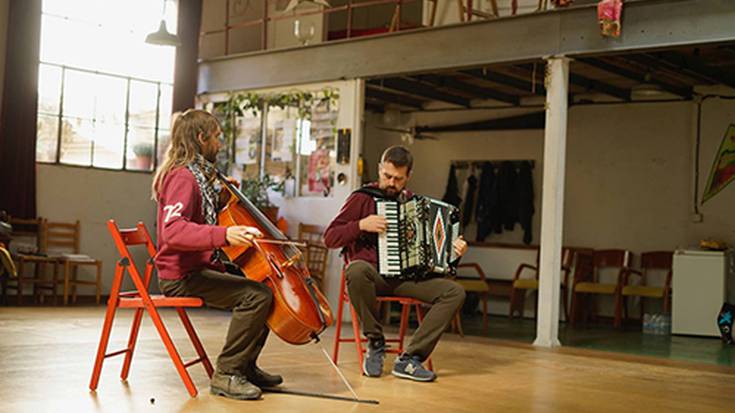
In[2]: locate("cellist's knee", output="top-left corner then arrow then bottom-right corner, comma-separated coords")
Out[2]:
236,282 -> 273,311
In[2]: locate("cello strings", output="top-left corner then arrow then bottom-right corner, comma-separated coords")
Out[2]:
316,341 -> 361,402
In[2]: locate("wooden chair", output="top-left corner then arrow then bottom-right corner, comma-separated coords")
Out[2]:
90,220 -> 213,397
41,220 -> 102,305
570,249 -> 632,326
454,262 -> 490,332
614,251 -> 673,328
297,223 -> 329,289
2,217 -> 61,305
509,247 -> 578,321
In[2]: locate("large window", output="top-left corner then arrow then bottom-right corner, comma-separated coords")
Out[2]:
36,0 -> 177,171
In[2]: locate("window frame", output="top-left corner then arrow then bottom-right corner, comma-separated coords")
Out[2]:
36,61 -> 172,173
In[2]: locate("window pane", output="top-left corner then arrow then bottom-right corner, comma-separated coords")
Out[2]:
156,129 -> 170,166
36,114 -> 59,162
95,75 -> 127,124
129,80 -> 158,127
38,64 -> 61,115
63,70 -> 96,119
60,117 -> 93,166
92,122 -> 125,169
127,126 -> 155,171
159,84 -> 173,129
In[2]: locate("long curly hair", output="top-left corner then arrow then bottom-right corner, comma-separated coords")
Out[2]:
151,109 -> 221,200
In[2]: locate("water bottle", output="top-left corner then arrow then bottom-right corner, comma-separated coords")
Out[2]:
662,314 -> 671,335
643,313 -> 652,334
652,314 -> 662,335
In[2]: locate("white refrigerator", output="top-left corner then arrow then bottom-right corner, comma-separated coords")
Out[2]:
672,249 -> 735,337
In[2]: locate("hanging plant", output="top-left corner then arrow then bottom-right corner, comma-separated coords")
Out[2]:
214,87 -> 339,168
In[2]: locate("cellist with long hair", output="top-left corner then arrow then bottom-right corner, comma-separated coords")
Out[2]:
151,109 -> 281,401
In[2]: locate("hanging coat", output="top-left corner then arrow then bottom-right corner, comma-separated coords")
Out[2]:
441,164 -> 462,208
517,161 -> 534,244
461,172 -> 478,227
497,161 -> 518,232
475,162 -> 497,241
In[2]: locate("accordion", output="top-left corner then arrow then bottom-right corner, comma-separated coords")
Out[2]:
376,196 -> 460,279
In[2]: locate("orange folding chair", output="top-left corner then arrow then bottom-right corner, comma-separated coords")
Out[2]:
331,263 -> 433,372
89,220 -> 213,397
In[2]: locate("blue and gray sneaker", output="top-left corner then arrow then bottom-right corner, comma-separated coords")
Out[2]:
392,354 -> 436,382
362,337 -> 385,377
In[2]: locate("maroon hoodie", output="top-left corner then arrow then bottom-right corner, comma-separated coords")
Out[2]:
324,183 -> 412,266
155,167 -> 227,280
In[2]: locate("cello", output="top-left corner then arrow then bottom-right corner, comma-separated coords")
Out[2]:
216,172 -> 333,344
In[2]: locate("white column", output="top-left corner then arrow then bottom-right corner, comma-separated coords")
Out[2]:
533,56 -> 570,348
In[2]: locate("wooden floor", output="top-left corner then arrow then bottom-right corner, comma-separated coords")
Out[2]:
1,307 -> 734,412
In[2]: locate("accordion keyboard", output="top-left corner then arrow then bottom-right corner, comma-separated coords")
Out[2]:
377,201 -> 401,276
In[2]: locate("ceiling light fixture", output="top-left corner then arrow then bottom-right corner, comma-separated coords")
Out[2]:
146,0 -> 181,47
632,72 -> 664,97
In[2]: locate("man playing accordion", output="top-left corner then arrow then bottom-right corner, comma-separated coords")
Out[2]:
324,145 -> 468,382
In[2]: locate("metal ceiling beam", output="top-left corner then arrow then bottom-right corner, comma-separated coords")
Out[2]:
417,111 -> 546,133
623,53 -> 716,84
515,63 -> 630,100
369,78 -> 471,107
365,87 -> 424,110
577,57 -> 693,99
415,75 -> 520,105
568,72 -> 631,101
365,101 -> 385,113
462,69 -> 545,95
649,51 -> 735,90
199,0 -> 735,93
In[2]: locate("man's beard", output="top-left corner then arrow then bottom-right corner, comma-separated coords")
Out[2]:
382,186 -> 399,195
203,150 -> 217,163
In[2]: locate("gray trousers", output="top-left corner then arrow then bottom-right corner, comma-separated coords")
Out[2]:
159,269 -> 273,376
345,260 -> 466,361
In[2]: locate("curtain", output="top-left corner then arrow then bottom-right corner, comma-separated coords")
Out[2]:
0,0 -> 42,219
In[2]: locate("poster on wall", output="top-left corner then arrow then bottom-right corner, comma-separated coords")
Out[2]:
307,147 -> 332,196
271,119 -> 295,162
702,124 -> 735,204
235,117 -> 260,165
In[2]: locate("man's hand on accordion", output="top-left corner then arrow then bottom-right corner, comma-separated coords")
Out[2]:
359,214 -> 387,233
453,236 -> 468,258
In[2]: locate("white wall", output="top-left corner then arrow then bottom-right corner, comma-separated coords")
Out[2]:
37,165 -> 157,293
364,94 -> 735,317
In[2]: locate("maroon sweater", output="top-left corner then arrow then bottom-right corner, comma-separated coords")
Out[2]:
324,184 -> 412,266
155,167 -> 227,280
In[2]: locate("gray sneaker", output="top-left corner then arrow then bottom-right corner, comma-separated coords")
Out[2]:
362,337 -> 385,377
392,354 -> 436,382
210,372 -> 262,400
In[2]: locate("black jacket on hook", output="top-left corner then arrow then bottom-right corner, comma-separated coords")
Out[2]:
475,162 -> 497,241
441,164 -> 462,208
497,161 -> 518,232
517,161 -> 534,244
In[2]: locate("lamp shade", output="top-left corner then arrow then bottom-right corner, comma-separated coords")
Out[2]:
145,19 -> 181,47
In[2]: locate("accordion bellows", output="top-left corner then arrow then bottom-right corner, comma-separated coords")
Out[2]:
376,196 -> 460,280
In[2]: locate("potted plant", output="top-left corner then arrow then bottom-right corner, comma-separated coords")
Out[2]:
240,175 -> 285,224
132,142 -> 154,170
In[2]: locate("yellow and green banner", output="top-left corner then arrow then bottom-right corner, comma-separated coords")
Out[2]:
703,124 -> 735,203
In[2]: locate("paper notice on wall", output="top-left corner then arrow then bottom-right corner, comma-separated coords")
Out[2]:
235,117 -> 260,165
272,118 -> 295,162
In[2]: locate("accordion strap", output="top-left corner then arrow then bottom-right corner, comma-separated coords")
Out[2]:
353,186 -> 389,199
